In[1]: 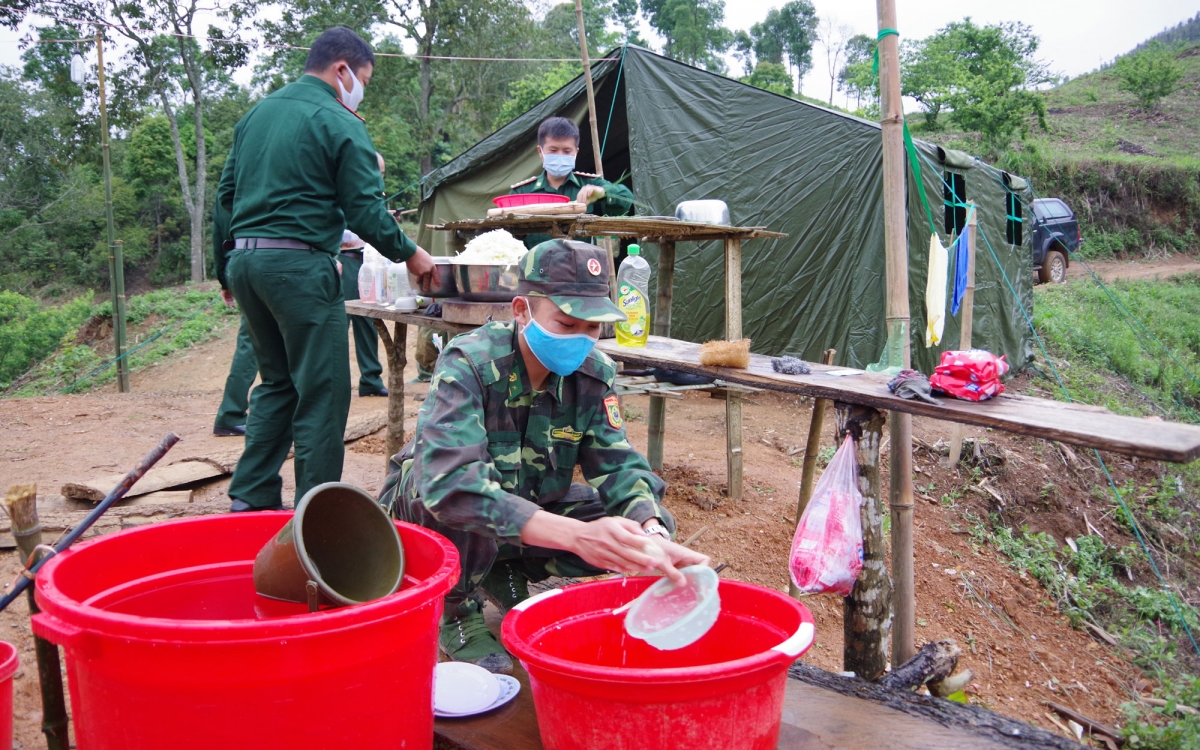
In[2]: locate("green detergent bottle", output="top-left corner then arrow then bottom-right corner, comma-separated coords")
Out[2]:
615,244 -> 651,347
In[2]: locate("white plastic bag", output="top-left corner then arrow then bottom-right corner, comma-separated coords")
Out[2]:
789,435 -> 864,596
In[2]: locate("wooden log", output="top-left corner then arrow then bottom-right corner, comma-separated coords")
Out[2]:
374,319 -> 409,472
1045,701 -> 1122,744
724,237 -> 743,500
647,240 -> 675,471
789,663 -> 1086,750
836,403 -> 892,679
5,484 -> 70,750
878,639 -> 960,691
789,348 -> 836,599
62,461 -> 222,502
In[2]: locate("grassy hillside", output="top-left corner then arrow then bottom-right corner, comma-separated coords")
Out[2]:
916,43 -> 1200,258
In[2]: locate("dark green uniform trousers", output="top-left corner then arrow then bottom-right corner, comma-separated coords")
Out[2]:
226,248 -> 351,508
214,317 -> 259,430
338,254 -> 386,395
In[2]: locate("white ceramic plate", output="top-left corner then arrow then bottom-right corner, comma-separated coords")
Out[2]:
435,674 -> 520,718
434,662 -> 501,715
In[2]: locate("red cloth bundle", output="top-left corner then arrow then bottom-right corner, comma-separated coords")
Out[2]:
929,349 -> 1010,402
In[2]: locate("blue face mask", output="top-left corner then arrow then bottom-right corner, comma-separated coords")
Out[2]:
542,153 -> 576,178
522,311 -> 597,377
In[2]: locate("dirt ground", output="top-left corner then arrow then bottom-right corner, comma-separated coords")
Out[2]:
0,316 -> 1172,748
1065,254 -> 1200,282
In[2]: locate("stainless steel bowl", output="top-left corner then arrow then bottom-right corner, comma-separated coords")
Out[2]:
408,257 -> 458,297
453,263 -> 522,302
674,199 -> 731,225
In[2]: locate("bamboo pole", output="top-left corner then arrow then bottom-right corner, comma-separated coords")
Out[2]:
946,203 -> 978,469
113,240 -> 129,392
96,31 -> 128,393
647,240 -> 676,471
836,404 -> 892,678
5,485 -> 70,750
573,0 -> 604,179
789,348 -> 836,599
876,0 -> 914,668
724,237 -> 743,501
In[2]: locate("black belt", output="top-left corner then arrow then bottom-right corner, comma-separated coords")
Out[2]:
233,238 -> 313,251
339,250 -> 364,261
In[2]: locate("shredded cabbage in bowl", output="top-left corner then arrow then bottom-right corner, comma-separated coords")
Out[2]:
453,229 -> 528,265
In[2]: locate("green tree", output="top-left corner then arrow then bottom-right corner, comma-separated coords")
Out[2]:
903,18 -> 1053,147
640,0 -> 731,71
740,61 -> 792,96
1113,42 -> 1186,112
837,33 -> 876,111
498,62 -> 582,123
730,1 -> 816,86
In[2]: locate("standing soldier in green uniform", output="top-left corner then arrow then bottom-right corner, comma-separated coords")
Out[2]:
508,117 -> 635,248
214,27 -> 436,512
379,239 -> 706,674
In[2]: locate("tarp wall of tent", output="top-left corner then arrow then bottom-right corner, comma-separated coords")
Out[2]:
415,46 -> 1034,372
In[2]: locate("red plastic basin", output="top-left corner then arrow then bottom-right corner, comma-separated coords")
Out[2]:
0,642 -> 17,749
492,192 -> 570,208
32,513 -> 458,750
502,577 -> 814,750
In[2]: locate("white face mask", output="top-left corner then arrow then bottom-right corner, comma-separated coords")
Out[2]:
337,66 -> 364,112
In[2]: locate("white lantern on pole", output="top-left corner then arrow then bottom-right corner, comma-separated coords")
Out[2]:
70,53 -> 87,85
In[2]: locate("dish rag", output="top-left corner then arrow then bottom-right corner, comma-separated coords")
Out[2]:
925,233 -> 949,347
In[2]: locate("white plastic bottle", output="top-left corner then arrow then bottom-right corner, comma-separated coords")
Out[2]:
615,244 -> 651,347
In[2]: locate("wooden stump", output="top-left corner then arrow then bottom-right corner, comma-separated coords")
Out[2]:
835,403 -> 893,679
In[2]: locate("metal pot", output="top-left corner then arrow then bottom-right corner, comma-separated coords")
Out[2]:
453,263 -> 522,302
674,200 -> 731,226
408,257 -> 458,297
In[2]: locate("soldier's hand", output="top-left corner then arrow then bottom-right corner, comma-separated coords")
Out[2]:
642,536 -> 710,586
406,246 -> 438,288
576,185 -> 606,204
568,516 -> 671,577
220,289 -> 236,309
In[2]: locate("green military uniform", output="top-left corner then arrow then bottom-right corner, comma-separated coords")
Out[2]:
213,75 -> 417,510
214,318 -> 258,431
378,240 -> 673,673
337,252 -> 387,395
509,171 -> 634,248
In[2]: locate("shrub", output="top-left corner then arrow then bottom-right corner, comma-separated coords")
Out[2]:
1114,43 -> 1187,111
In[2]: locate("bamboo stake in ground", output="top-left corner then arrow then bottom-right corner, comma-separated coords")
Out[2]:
5,484 -> 69,750
835,403 -> 892,678
724,237 -> 744,500
876,0 -> 916,669
646,240 -> 676,471
946,203 -> 978,469
789,348 -> 836,599
373,320 -> 409,473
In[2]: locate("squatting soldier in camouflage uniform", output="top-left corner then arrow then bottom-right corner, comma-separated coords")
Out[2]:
379,239 -> 708,673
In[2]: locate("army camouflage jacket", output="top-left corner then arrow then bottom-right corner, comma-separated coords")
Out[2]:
389,320 -> 666,544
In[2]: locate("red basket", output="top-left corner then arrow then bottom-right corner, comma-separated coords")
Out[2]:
493,192 -> 570,209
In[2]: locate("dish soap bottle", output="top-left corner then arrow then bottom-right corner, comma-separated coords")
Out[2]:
615,244 -> 651,347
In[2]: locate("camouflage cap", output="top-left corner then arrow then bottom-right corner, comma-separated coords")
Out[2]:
518,239 -> 626,323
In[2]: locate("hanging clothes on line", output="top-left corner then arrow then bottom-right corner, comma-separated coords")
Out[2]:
925,232 -> 949,347
950,207 -> 975,316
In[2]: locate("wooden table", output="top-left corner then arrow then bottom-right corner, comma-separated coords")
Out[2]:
596,336 -> 1200,463
427,214 -> 787,500
345,302 -> 475,467
433,663 -> 1068,750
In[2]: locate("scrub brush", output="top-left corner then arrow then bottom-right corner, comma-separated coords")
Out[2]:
699,339 -> 751,368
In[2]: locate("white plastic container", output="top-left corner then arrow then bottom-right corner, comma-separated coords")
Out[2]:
624,565 -> 720,650
358,261 -> 376,302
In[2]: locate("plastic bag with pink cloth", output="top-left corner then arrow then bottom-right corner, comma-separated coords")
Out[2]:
788,435 -> 864,596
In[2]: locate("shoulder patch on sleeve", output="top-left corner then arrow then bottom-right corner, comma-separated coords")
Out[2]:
573,171 -> 599,179
510,176 -> 538,189
603,395 -> 623,429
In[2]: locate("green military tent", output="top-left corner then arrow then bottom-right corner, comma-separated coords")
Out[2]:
416,45 -> 1035,371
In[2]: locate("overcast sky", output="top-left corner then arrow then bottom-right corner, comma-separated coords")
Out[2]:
0,0 -> 1196,109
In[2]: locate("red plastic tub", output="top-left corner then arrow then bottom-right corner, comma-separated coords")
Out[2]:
0,642 -> 18,749
492,192 -> 570,209
32,513 -> 458,750
502,577 -> 814,750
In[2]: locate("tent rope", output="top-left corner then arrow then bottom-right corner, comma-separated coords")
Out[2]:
600,45 -> 627,160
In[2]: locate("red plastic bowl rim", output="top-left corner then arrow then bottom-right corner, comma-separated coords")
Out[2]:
492,192 -> 571,208
0,641 -> 18,682
33,514 -> 460,643
501,578 -> 814,684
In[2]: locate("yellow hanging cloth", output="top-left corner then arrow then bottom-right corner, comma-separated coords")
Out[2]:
925,232 -> 948,347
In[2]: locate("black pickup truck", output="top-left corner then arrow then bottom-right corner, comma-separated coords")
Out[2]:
1032,198 -> 1082,284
